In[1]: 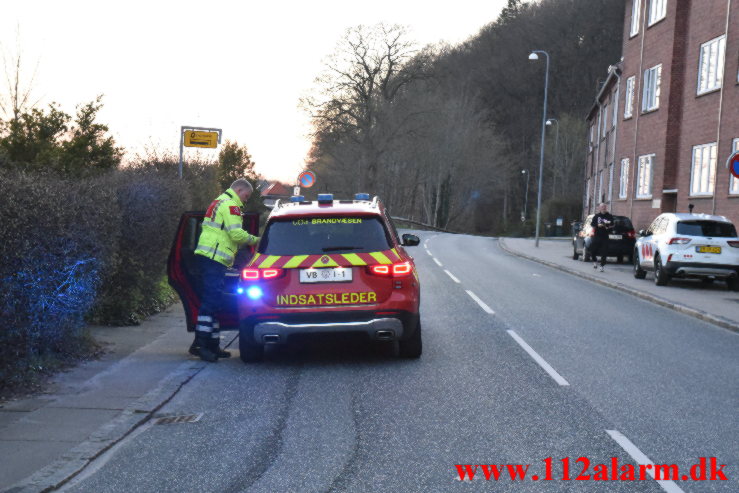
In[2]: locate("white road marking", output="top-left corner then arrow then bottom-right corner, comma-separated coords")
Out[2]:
425,248 -> 432,256
532,273 -> 541,277
506,330 -> 570,386
606,430 -> 685,493
445,269 -> 460,283
433,258 -> 443,267
465,290 -> 494,314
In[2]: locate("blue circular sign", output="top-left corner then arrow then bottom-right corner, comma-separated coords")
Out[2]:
731,153 -> 739,179
299,171 -> 316,188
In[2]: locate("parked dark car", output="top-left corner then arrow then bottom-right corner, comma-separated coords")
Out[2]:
572,215 -> 637,263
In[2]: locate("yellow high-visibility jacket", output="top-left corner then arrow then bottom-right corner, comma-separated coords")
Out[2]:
194,189 -> 259,267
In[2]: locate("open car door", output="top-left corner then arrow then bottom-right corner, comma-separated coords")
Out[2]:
167,211 -> 260,331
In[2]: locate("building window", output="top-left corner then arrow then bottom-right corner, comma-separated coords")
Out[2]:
619,158 -> 630,198
585,178 -> 591,209
690,143 -> 717,196
624,76 -> 635,118
730,139 -> 739,195
642,64 -> 661,112
630,0 -> 641,37
636,154 -> 654,198
608,163 -> 614,202
697,35 -> 726,95
648,0 -> 667,26
602,103 -> 609,136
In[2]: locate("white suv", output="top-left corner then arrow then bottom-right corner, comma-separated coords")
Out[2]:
633,213 -> 739,290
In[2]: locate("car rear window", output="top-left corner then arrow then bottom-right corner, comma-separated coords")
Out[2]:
676,221 -> 737,237
613,216 -> 633,231
258,216 -> 392,255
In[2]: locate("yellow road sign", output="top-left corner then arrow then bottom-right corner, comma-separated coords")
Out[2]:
184,130 -> 218,148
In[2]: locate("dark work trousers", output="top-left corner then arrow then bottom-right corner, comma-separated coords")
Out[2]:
590,236 -> 610,266
196,255 -> 227,345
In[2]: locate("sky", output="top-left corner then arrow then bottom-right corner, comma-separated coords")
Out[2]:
1,0 -> 507,183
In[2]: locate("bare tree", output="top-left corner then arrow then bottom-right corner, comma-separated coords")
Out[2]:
0,29 -> 41,121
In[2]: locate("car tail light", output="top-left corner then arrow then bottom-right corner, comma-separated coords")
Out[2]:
728,241 -> 739,248
368,261 -> 413,277
241,268 -> 284,280
668,237 -> 692,245
625,230 -> 636,239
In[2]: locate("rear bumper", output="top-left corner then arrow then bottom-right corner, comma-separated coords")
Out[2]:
664,261 -> 739,278
252,317 -> 404,344
241,309 -> 419,345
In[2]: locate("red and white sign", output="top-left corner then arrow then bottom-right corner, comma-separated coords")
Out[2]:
728,152 -> 739,179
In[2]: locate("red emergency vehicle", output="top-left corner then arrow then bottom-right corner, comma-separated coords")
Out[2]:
168,193 -> 422,363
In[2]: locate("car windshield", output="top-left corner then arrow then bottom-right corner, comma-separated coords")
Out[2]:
676,221 -> 737,237
258,216 -> 392,255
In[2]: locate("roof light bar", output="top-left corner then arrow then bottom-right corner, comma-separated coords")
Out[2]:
354,193 -> 370,201
290,195 -> 305,202
317,194 -> 334,204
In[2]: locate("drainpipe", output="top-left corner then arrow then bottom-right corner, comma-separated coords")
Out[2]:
610,67 -> 622,211
713,0 -> 732,214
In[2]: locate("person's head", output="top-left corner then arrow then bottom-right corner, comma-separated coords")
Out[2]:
230,179 -> 253,203
598,202 -> 608,213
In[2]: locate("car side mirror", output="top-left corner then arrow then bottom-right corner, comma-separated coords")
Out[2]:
639,229 -> 647,236
401,233 -> 420,246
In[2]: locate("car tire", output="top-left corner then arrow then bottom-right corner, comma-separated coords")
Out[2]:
399,319 -> 422,359
633,250 -> 647,279
727,277 -> 739,292
572,246 -> 579,260
239,326 -> 264,363
654,254 -> 670,286
582,246 -> 591,262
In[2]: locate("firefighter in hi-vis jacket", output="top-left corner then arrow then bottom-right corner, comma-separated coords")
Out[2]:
191,178 -> 260,362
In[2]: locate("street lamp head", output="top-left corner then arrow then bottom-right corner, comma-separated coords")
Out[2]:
546,120 -> 552,126
521,169 -> 527,174
528,52 -> 539,61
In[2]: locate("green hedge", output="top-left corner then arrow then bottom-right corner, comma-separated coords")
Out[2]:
0,160 -> 217,391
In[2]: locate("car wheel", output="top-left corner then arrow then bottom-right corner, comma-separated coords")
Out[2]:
627,254 -> 634,264
727,277 -> 739,292
572,246 -> 579,260
616,255 -> 624,264
582,246 -> 591,262
633,250 -> 647,279
399,319 -> 422,359
239,325 -> 264,363
654,254 -> 670,286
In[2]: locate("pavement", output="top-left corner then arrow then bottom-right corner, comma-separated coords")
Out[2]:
0,304 -> 226,493
499,237 -> 739,332
0,236 -> 737,492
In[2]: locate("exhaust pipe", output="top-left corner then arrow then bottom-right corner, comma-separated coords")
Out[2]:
263,334 -> 281,344
375,330 -> 395,341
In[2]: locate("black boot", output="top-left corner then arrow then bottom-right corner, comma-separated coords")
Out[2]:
209,334 -> 231,358
188,336 -> 200,357
195,331 -> 217,362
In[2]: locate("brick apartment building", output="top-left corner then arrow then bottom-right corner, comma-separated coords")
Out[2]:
584,0 -> 738,230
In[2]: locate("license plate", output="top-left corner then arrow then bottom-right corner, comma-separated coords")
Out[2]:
609,234 -> 622,240
299,267 -> 353,283
696,246 -> 721,254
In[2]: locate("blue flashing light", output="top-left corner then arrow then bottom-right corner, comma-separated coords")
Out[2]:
246,286 -> 263,300
317,193 -> 334,204
290,195 -> 305,202
354,193 -> 370,201
237,287 -> 244,294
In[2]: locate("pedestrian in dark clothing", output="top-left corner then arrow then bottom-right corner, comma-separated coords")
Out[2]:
590,203 -> 614,272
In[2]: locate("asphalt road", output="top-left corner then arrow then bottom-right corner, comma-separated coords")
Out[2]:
60,232 -> 738,493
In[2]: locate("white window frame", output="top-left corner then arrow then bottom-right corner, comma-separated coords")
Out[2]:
608,163 -> 614,202
624,76 -> 635,118
636,154 -> 654,199
602,103 -> 609,136
648,0 -> 667,26
619,158 -> 630,198
597,169 -> 604,205
585,177 -> 591,209
642,64 -> 661,112
729,138 -> 739,195
697,35 -> 726,95
690,142 -> 717,197
630,0 -> 641,37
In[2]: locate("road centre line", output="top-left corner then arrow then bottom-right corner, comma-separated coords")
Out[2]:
433,258 -> 443,267
444,269 -> 460,283
506,330 -> 570,386
465,290 -> 494,314
606,430 -> 685,493
425,248 -> 432,256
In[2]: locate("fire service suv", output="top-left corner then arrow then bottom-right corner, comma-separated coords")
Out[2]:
168,193 -> 422,363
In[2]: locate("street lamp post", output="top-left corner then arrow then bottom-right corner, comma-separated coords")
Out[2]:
521,169 -> 529,221
529,50 -> 550,247
546,118 -> 559,196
